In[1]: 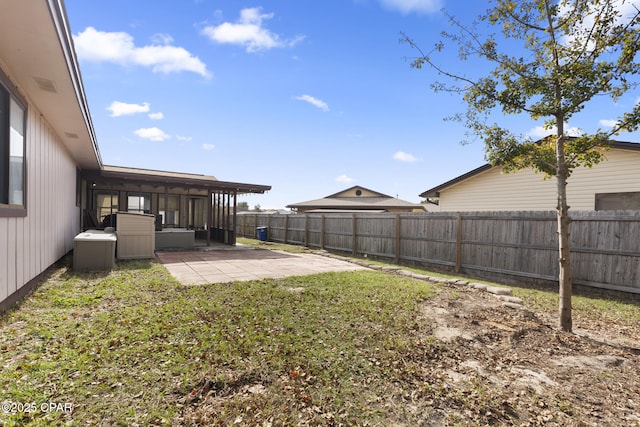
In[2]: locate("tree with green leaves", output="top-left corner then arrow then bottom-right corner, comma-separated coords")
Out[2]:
403,0 -> 640,332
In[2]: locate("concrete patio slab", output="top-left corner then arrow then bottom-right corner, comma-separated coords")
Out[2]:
156,246 -> 368,285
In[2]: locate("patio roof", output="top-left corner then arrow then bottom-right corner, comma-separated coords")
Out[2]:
84,165 -> 271,194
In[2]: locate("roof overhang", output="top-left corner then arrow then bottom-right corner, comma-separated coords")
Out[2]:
0,0 -> 101,170
419,164 -> 492,198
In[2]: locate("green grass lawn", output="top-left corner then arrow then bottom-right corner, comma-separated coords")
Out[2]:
0,258 -> 436,426
2,242 -> 638,426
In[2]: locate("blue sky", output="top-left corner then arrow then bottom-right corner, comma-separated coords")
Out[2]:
65,0 -> 640,209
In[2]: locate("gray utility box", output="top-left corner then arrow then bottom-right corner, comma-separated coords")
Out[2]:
155,229 -> 195,250
73,230 -> 117,271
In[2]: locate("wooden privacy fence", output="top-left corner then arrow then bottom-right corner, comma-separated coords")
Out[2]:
236,211 -> 640,295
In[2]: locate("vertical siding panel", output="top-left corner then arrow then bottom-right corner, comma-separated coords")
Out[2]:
54,130 -> 61,256
0,220 -> 7,301
45,119 -> 53,266
35,113 -> 42,271
7,218 -> 16,295
15,218 -> 24,289
21,109 -> 30,285
41,115 -> 46,265
28,107 -> 37,281
44,120 -> 51,266
35,112 -> 43,274
51,124 -> 57,254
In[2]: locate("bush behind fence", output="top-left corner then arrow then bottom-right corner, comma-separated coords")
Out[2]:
236,211 -> 640,295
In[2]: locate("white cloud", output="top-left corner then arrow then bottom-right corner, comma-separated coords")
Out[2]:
393,151 -> 421,162
148,112 -> 164,120
74,27 -> 210,78
176,135 -> 193,142
134,127 -> 170,142
201,7 -> 304,53
295,94 -> 329,112
202,144 -> 215,151
106,101 -> 150,117
335,174 -> 354,184
528,125 -> 583,138
378,0 -> 443,14
599,119 -> 618,128
150,33 -> 174,45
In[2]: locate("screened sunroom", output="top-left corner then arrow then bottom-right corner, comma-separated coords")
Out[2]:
80,165 -> 270,246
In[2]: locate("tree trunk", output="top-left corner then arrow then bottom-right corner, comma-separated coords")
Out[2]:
556,136 -> 573,332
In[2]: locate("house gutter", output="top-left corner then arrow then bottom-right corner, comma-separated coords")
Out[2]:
47,0 -> 102,168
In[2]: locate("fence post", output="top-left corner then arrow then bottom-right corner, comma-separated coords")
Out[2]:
456,213 -> 462,273
352,214 -> 357,256
304,214 -> 309,247
320,215 -> 325,250
284,214 -> 289,244
395,214 -> 401,264
254,214 -> 258,238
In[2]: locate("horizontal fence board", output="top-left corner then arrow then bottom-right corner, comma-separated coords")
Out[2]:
236,211 -> 640,294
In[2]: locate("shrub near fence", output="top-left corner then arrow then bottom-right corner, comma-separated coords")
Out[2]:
236,211 -> 640,295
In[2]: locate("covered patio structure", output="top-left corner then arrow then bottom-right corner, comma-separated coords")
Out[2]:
80,165 -> 270,246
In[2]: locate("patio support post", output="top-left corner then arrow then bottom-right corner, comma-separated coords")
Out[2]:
220,192 -> 224,243
232,191 -> 237,245
214,192 -> 219,242
220,192 -> 225,243
210,193 -> 218,237
207,191 -> 212,246
224,193 -> 231,244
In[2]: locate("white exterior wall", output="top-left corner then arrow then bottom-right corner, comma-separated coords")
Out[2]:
439,148 -> 640,211
0,102 -> 79,304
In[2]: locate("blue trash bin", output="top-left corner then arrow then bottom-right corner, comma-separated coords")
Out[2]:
256,226 -> 268,241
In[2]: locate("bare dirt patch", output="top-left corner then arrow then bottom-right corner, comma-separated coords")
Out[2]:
413,283 -> 640,426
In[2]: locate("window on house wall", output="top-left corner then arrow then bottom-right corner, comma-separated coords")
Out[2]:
159,194 -> 180,227
127,192 -> 151,214
595,192 -> 640,210
0,79 -> 26,216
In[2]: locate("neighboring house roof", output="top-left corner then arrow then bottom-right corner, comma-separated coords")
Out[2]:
0,1 -> 101,170
288,185 -> 426,212
420,140 -> 640,198
85,165 -> 271,194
